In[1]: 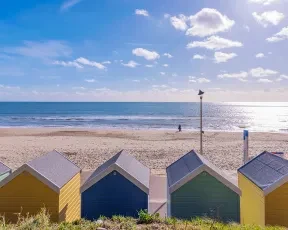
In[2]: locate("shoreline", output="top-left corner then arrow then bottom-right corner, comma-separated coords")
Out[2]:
0,126 -> 288,134
0,128 -> 287,179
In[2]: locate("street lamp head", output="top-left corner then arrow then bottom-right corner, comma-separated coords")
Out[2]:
198,90 -> 204,96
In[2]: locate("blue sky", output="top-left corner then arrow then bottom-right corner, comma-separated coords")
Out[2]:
1,0 -> 288,102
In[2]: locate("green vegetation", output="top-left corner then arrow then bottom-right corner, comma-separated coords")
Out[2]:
0,208 -> 285,230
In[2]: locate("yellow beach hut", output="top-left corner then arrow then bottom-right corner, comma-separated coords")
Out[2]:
238,151 -> 288,227
0,151 -> 81,223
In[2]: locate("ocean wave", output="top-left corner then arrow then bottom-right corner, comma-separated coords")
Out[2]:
6,115 -> 200,121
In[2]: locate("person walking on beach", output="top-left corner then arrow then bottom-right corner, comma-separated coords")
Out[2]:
178,124 -> 182,132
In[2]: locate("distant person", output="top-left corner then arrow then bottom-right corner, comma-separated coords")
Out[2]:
178,125 -> 182,132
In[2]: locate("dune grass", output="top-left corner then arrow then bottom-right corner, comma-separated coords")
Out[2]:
0,208 -> 285,230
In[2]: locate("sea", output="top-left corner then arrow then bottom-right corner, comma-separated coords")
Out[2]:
0,102 -> 287,132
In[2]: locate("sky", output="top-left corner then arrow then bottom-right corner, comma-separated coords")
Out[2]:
1,0 -> 288,102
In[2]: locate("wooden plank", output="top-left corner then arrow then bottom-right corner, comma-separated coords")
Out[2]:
171,171 -> 240,222
59,173 -> 81,222
238,173 -> 265,226
0,171 -> 59,223
266,182 -> 288,227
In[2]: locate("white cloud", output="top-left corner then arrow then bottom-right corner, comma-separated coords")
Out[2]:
250,67 -> 278,77
188,76 -> 197,83
132,80 -> 140,82
197,78 -> 211,83
193,54 -> 206,60
132,48 -> 160,61
102,61 -> 111,64
252,11 -> 285,27
3,40 -> 72,59
214,52 -> 237,63
160,72 -> 165,75
218,71 -> 248,80
76,57 -> 106,69
244,25 -> 250,32
186,8 -> 235,37
277,74 -> 288,81
60,0 -> 82,11
163,53 -> 173,58
170,15 -> 188,31
172,73 -> 178,77
72,86 -> 86,90
248,0 -> 280,5
0,85 -> 20,90
163,64 -> 169,67
258,78 -> 273,83
85,79 -> 96,83
239,78 -> 248,82
255,53 -> 265,58
121,60 -> 140,68
152,85 -> 169,89
266,27 -> 288,42
164,13 -> 170,19
53,60 -> 83,69
280,74 -> 288,79
188,76 -> 211,83
145,64 -> 154,68
135,9 -> 149,17
187,36 -> 243,50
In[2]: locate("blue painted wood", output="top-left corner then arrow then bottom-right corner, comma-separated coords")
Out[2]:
81,170 -> 148,220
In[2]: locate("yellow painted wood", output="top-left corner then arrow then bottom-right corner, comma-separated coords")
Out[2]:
238,173 -> 265,226
265,182 -> 288,227
59,173 -> 81,222
0,171 -> 59,223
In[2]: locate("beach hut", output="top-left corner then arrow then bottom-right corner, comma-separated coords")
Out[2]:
0,162 -> 11,182
0,151 -> 81,223
238,151 -> 288,227
166,150 -> 241,222
81,150 -> 150,220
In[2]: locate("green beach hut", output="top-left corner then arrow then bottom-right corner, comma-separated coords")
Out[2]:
166,150 -> 241,222
0,162 -> 11,182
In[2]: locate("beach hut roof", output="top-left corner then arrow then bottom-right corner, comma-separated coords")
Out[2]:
0,162 -> 11,175
0,151 -> 81,193
81,150 -> 150,194
166,150 -> 241,194
238,151 -> 288,195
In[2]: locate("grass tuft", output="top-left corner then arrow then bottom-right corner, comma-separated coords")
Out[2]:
0,208 -> 285,230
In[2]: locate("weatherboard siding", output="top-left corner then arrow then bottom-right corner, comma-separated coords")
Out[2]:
238,173 -> 265,226
59,172 -> 81,222
0,171 -> 59,223
265,182 -> 288,227
171,171 -> 240,222
81,170 -> 148,220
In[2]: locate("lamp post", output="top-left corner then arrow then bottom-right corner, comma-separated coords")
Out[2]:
198,90 -> 204,154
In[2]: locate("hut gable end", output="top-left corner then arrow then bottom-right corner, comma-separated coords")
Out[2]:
238,151 -> 288,195
0,151 -> 80,193
81,150 -> 150,194
166,150 -> 240,195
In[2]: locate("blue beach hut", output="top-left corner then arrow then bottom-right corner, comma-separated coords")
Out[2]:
81,150 -> 150,220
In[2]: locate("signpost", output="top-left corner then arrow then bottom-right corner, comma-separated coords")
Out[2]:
243,130 -> 249,164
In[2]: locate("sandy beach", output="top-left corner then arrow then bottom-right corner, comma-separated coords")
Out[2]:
0,128 -> 287,178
